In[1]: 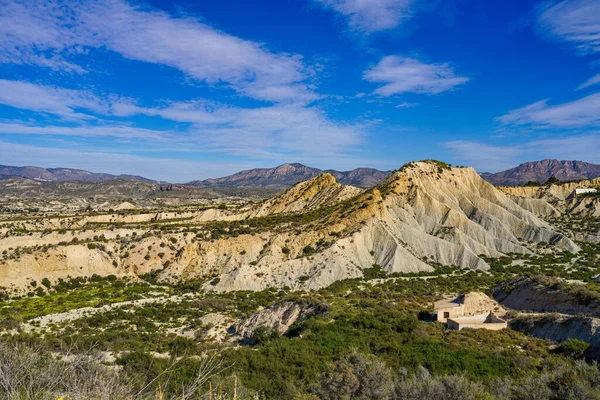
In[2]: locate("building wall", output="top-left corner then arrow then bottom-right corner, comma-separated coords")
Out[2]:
575,188 -> 597,195
448,320 -> 507,331
436,305 -> 463,322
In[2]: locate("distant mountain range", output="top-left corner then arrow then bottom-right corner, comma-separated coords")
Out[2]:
0,165 -> 156,183
3,159 -> 600,189
481,159 -> 600,186
186,163 -> 392,189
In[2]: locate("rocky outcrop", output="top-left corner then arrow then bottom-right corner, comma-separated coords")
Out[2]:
499,178 -> 600,218
233,301 -> 328,342
494,277 -> 600,318
249,173 -> 363,216
0,244 -> 128,290
457,292 -> 507,317
510,314 -> 600,359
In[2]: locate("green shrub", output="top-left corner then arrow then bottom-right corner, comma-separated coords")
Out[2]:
302,246 -> 315,255
554,338 -> 589,358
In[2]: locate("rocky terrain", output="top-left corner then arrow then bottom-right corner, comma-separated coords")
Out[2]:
0,177 -> 245,213
494,276 -> 600,318
2,160 -> 600,399
498,177 -> 600,223
482,159 -> 600,186
0,160 -> 579,294
494,277 -> 600,359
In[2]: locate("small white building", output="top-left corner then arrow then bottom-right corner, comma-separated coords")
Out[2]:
434,292 -> 507,331
574,187 -> 598,196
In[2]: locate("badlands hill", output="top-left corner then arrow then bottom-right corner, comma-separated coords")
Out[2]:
187,163 -> 391,189
499,177 -> 600,219
0,164 -> 155,183
0,161 -> 578,293
482,159 -> 600,186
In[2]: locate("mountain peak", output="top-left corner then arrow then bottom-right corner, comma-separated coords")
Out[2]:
188,164 -> 391,189
482,159 -> 600,186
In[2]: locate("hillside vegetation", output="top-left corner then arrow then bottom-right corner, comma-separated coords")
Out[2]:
1,160 -> 600,399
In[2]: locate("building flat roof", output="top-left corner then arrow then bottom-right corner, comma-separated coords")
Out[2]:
434,299 -> 461,309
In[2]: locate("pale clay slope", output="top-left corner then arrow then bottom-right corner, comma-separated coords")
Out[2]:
163,163 -> 578,292
248,173 -> 363,217
0,162 -> 578,292
500,177 -> 600,218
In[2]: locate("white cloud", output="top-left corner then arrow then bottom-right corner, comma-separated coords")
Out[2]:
194,104 -> 364,159
0,79 -> 107,119
0,1 -> 369,165
537,0 -> 600,54
0,1 -> 87,73
445,134 -> 600,172
363,56 -> 469,96
496,93 -> 600,128
577,73 -> 600,90
314,0 -> 414,34
0,140 -> 252,182
0,122 -> 176,142
395,101 -> 418,108
111,100 -> 365,159
0,100 -> 365,164
0,0 -> 315,102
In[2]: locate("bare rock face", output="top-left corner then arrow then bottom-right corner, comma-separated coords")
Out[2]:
500,177 -> 600,218
250,173 -> 363,216
458,292 -> 506,317
494,277 -> 600,318
510,314 -> 600,359
185,161 -> 578,292
233,301 -> 328,341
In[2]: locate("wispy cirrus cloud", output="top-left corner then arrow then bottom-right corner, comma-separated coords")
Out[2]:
313,0 -> 414,34
0,122 -> 177,142
0,79 -> 364,162
363,56 -> 469,96
577,73 -> 600,90
0,1 -> 87,73
0,0 -> 316,103
496,93 -> 600,128
0,79 -> 109,120
395,101 -> 418,108
537,0 -> 600,55
0,1 -> 366,166
114,99 -> 365,158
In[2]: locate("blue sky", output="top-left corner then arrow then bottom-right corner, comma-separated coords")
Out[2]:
0,0 -> 599,182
